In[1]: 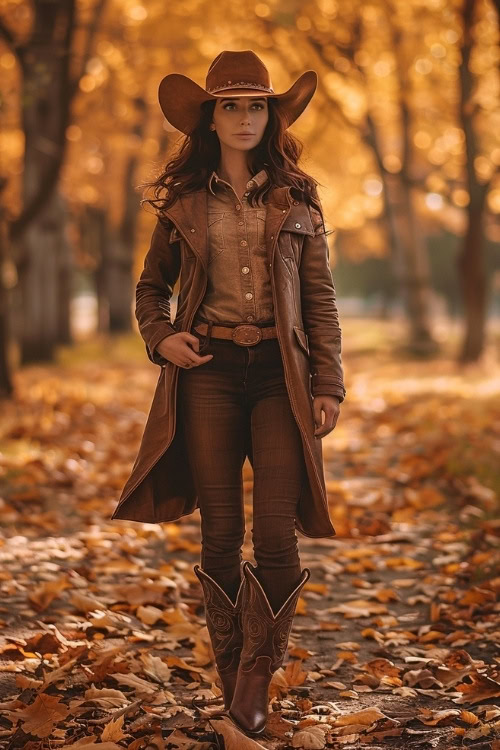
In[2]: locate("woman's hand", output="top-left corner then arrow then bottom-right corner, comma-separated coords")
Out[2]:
156,332 -> 214,369
313,395 -> 341,438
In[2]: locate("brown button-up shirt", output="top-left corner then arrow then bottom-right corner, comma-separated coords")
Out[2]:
195,167 -> 275,326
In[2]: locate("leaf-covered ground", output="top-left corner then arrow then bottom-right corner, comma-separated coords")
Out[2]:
0,320 -> 499,750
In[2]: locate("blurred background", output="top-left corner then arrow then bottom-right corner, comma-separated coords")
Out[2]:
0,4 -> 499,741
0,0 -> 499,386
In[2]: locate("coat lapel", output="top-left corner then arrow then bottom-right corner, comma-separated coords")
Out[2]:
264,186 -> 315,265
265,186 -> 289,267
164,189 -> 209,269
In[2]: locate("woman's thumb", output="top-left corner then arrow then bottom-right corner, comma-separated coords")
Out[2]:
185,333 -> 200,351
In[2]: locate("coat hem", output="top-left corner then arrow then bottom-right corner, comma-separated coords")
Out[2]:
111,507 -> 336,538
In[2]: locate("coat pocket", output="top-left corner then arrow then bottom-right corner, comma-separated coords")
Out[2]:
293,325 -> 310,356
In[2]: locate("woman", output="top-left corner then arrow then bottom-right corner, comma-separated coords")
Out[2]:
111,49 -> 346,736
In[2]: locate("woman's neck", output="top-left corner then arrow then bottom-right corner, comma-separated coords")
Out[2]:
217,152 -> 254,198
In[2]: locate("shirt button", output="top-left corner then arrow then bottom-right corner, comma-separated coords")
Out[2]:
235,205 -> 241,210
240,240 -> 247,246
245,292 -> 253,300
238,221 -> 244,225
241,266 -> 249,274
190,228 -> 196,232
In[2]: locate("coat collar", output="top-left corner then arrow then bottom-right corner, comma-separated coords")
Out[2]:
207,166 -> 269,196
164,183 -> 312,269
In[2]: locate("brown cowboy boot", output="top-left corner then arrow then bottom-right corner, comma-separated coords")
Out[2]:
194,562 -> 246,709
228,561 -> 311,735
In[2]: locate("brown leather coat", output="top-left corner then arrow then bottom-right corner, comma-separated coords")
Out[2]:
111,184 -> 346,538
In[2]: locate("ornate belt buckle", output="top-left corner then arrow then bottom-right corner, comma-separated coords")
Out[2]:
232,324 -> 262,346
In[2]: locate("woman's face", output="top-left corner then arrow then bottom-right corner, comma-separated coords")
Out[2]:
212,96 -> 269,152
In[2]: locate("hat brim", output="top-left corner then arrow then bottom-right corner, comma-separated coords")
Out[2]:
158,70 -> 317,135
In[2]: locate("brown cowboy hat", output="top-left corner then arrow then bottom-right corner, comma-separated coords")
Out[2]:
158,49 -> 317,135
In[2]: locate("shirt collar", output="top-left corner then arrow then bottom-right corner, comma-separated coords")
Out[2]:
208,167 -> 269,196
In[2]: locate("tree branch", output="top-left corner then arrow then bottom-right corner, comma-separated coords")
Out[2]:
71,0 -> 107,96
0,16 -> 26,69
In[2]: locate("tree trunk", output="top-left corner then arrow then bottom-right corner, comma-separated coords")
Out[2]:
310,36 -> 438,355
14,1 -> 75,363
106,234 -> 135,333
17,193 -> 61,362
57,195 -> 74,345
106,160 -> 137,334
458,0 -> 490,362
382,24 -> 437,354
457,186 -> 488,361
4,0 -> 106,367
80,206 -> 109,334
365,117 -> 437,354
0,178 -> 14,398
107,97 -> 147,333
390,177 -> 437,348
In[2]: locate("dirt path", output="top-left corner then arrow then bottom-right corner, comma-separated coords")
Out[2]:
0,334 -> 498,749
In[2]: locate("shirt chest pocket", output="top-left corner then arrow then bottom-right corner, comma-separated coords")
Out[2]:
207,211 -> 225,264
256,209 -> 266,249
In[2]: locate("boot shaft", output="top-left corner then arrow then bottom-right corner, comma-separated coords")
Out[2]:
239,562 -> 310,673
194,563 -> 245,671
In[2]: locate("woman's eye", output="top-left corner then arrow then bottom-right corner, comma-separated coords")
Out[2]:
223,102 -> 264,110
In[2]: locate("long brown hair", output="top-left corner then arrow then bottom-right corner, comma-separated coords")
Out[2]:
140,97 -> 330,232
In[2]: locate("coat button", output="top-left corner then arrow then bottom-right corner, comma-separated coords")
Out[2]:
190,228 -> 196,232
295,222 -> 301,228
271,235 -> 274,239
282,209 -> 286,213
293,200 -> 299,205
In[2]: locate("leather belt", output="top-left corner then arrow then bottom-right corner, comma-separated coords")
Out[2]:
193,322 -> 278,346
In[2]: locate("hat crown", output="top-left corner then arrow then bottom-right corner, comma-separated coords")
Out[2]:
205,50 -> 274,95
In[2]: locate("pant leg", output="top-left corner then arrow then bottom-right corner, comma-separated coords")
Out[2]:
250,388 -> 306,615
178,345 -> 247,604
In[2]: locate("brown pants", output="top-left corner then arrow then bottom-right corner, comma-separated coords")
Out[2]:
177,319 -> 306,612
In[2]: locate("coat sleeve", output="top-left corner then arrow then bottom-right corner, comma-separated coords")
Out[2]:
299,205 -> 346,403
135,216 -> 181,366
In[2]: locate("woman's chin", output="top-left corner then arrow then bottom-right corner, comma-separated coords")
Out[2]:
220,138 -> 258,152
